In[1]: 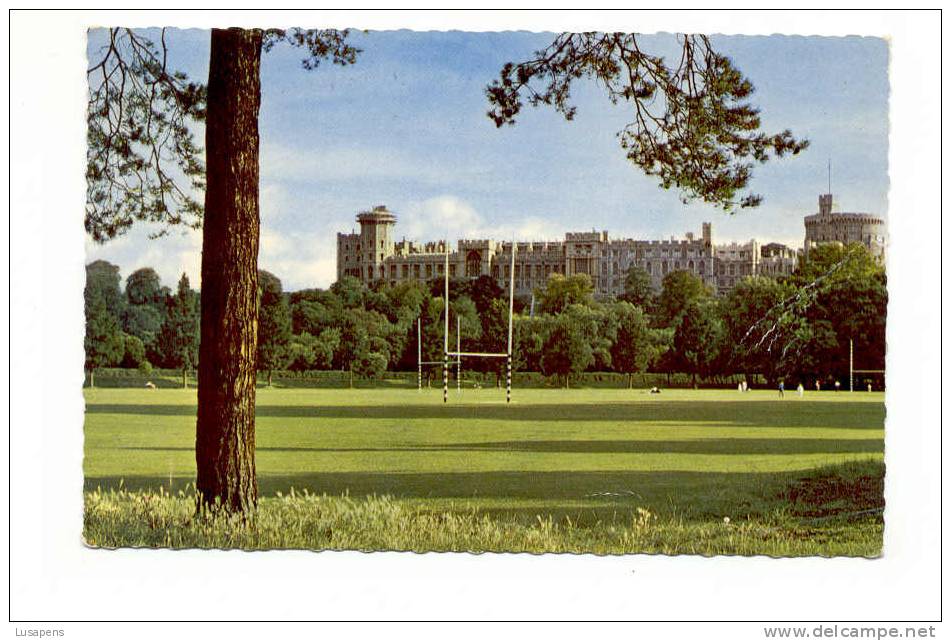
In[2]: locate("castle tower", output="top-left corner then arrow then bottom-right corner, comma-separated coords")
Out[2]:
357,205 -> 397,283
702,222 -> 713,246
819,193 -> 833,216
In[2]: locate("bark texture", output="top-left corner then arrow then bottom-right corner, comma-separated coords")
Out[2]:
195,29 -> 262,513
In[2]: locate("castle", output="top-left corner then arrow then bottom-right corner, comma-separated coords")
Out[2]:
337,194 -> 883,298
803,194 -> 886,260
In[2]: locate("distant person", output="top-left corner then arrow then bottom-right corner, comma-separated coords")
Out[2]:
815,380 -> 821,392
738,382 -> 743,393
649,386 -> 661,394
741,380 -> 748,393
834,380 -> 841,392
778,381 -> 785,397
797,383 -> 804,397
868,382 -> 873,392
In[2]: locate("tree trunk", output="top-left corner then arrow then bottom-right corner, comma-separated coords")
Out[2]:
267,370 -> 272,388
89,369 -> 95,389
195,28 -> 262,514
349,365 -> 354,388
182,368 -> 187,389
628,373 -> 633,389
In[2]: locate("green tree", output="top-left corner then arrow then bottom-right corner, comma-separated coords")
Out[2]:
541,306 -> 595,388
120,334 -> 148,369
353,350 -> 388,380
285,329 -> 339,372
621,266 -> 654,310
291,298 -> 336,336
384,280 -> 427,327
451,296 -> 483,349
419,296 -> 448,376
513,314 -> 549,375
788,243 -> 887,384
674,301 -> 726,384
610,301 -> 654,387
488,33 -> 807,211
720,276 -> 791,384
121,267 -> 166,356
335,308 -> 391,387
84,289 -> 124,388
121,304 -> 163,349
331,275 -> 366,309
125,267 -> 164,306
313,328 -> 341,370
537,273 -> 594,315
468,298 -> 511,383
87,27 -> 359,512
86,260 -> 125,318
464,275 -> 505,316
256,270 -> 292,387
157,273 -> 200,388
657,270 -> 711,327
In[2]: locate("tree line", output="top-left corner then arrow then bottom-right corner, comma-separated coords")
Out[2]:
85,241 -> 885,390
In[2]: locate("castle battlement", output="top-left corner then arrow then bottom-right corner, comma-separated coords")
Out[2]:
335,197 -> 869,297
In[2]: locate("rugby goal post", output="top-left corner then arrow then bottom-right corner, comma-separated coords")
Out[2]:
437,240 -> 516,403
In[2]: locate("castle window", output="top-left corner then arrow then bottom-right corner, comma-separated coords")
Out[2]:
466,250 -> 481,278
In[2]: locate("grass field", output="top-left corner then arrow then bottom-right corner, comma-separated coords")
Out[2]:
83,387 -> 885,555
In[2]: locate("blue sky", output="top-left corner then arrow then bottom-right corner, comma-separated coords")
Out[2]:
86,28 -> 889,292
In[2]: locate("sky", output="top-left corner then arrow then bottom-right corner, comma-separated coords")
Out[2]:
85,28 -> 889,292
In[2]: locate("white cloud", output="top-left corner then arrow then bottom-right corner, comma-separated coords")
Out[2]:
258,226 -> 338,291
400,195 -> 562,244
84,224 -> 202,290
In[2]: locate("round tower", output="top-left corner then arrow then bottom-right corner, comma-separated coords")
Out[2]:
356,205 -> 397,282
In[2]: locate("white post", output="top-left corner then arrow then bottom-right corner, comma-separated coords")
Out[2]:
444,243 -> 449,404
849,338 -> 854,393
507,240 -> 516,404
417,317 -> 422,392
456,315 -> 461,394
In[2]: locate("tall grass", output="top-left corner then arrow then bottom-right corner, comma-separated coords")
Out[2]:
84,461 -> 884,557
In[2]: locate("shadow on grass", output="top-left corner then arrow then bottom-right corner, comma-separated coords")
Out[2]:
114,437 -> 883,456
85,401 -> 885,429
85,462 -> 885,525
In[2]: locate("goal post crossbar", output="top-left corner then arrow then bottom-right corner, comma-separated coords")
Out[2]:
447,351 -> 508,358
